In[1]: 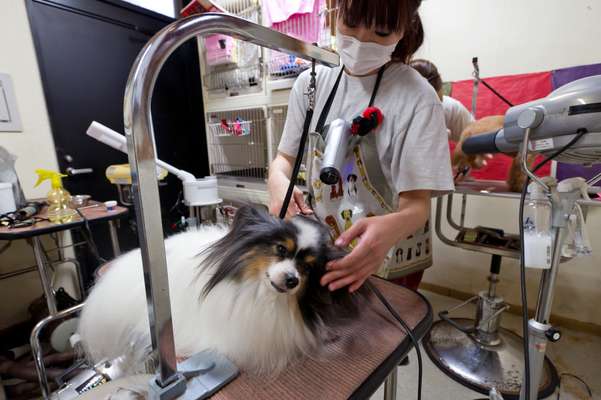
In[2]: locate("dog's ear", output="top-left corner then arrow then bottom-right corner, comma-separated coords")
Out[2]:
231,205 -> 274,232
325,244 -> 348,263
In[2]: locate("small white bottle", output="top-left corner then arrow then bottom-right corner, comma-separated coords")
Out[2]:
523,182 -> 553,269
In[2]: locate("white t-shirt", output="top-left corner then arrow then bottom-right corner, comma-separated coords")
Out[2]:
442,95 -> 474,142
278,63 -> 454,197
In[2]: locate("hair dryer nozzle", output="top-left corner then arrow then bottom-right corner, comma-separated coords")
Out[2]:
319,119 -> 351,185
462,130 -> 502,155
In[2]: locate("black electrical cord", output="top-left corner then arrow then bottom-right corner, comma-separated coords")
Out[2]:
279,106 -> 314,219
556,373 -> 593,400
479,79 -> 514,107
518,129 -> 587,400
279,59 -> 317,219
75,208 -> 107,265
518,172 -> 531,399
365,280 -> 423,400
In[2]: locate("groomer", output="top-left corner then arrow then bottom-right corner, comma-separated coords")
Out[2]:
268,0 -> 454,292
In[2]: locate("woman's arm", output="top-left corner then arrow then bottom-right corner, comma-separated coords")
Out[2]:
267,152 -> 313,218
320,190 -> 431,292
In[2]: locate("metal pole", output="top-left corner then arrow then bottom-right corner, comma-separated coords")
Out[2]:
520,127 -> 549,192
123,12 -> 338,392
534,228 -> 564,323
471,57 -> 480,118
521,227 -> 567,400
586,171 -> 601,186
383,367 -> 398,400
520,186 -> 573,400
30,303 -> 84,399
32,237 -> 58,315
460,194 -> 467,227
108,220 -> 121,257
445,194 -> 463,231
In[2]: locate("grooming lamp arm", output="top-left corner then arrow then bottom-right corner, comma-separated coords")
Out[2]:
123,12 -> 339,392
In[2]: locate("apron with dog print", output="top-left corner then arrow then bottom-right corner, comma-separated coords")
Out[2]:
306,67 -> 432,280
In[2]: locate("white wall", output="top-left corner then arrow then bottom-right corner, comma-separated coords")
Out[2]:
417,0 -> 601,82
0,0 -> 59,329
417,0 -> 601,326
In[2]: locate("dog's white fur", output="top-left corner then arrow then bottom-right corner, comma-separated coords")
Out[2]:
77,224 -> 319,379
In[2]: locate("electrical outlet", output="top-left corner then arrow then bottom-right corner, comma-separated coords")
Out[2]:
0,73 -> 23,132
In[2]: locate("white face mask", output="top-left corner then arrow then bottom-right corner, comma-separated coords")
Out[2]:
335,31 -> 397,75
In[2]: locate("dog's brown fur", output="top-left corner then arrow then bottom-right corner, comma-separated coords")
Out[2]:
453,115 -> 536,192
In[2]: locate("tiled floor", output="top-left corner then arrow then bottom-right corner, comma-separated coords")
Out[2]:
371,290 -> 600,400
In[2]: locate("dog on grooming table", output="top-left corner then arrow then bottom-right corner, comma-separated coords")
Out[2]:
77,206 -> 367,385
453,115 -> 535,192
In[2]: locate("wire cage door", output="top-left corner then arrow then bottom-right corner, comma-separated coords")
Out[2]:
207,107 -> 268,181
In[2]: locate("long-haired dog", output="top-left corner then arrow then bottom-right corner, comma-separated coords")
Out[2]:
77,206 -> 367,382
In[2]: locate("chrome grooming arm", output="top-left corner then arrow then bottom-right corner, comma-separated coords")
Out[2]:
123,12 -> 339,400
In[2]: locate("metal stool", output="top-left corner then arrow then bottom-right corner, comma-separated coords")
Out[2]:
423,255 -> 559,399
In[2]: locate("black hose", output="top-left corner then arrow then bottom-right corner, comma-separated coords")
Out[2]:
279,107 -> 314,219
365,280 -> 423,400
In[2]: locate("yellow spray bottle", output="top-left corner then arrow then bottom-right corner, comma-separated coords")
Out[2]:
34,169 -> 77,223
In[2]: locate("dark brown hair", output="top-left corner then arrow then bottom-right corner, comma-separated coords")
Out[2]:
337,0 -> 424,63
409,59 -> 443,92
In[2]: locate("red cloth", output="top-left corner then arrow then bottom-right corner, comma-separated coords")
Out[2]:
451,72 -> 554,180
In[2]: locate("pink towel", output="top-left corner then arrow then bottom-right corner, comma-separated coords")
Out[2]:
263,0 -> 315,27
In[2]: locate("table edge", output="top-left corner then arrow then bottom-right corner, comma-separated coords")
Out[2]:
348,287 -> 433,400
0,209 -> 129,240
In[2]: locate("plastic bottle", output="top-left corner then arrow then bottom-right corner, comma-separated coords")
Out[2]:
523,182 -> 553,269
34,169 -> 77,224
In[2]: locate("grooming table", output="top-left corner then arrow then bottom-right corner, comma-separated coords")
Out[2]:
78,277 -> 432,400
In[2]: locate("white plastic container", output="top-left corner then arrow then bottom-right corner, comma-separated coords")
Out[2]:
0,182 -> 16,214
523,182 -> 553,269
183,176 -> 222,206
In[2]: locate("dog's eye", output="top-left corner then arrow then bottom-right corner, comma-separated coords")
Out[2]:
276,244 -> 288,257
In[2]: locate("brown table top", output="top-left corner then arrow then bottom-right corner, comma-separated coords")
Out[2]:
211,277 -> 431,400
0,200 -> 128,240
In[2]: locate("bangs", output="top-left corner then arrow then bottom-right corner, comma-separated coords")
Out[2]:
338,0 -> 409,32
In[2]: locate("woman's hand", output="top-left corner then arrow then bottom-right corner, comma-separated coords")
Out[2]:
268,177 -> 312,218
321,190 -> 430,292
320,214 -> 402,292
452,115 -> 504,173
267,153 -> 313,218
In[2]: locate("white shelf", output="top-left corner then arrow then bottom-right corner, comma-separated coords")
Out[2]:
266,78 -> 295,92
204,88 -> 291,113
218,180 -> 269,206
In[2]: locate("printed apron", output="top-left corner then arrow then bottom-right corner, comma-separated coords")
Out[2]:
305,67 -> 432,280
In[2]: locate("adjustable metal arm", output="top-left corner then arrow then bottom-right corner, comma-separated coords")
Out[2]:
123,12 -> 339,389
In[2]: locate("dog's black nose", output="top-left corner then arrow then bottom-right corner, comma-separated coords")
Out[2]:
285,274 -> 299,289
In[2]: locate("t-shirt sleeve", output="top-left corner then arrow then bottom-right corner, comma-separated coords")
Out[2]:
390,103 -> 455,195
277,75 -> 308,157
445,97 -> 474,142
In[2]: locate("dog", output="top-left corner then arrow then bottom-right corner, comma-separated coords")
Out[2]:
453,115 -> 535,192
77,206 -> 367,385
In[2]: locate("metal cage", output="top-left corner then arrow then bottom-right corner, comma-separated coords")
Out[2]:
206,107 -> 268,181
267,104 -> 287,162
201,0 -> 262,94
267,0 -> 333,80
